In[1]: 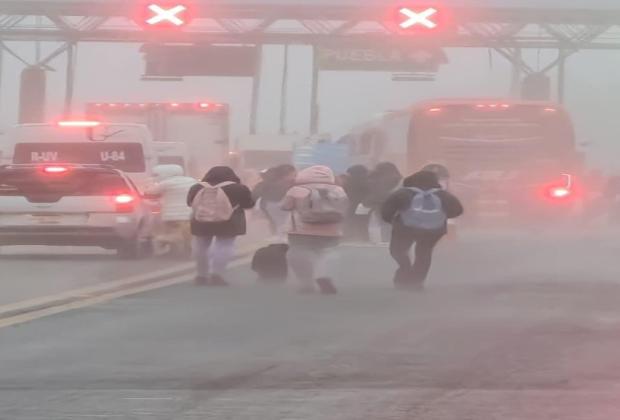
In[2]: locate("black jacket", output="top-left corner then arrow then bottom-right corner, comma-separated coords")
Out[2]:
381,171 -> 464,235
363,163 -> 403,210
187,167 -> 255,237
343,165 -> 370,216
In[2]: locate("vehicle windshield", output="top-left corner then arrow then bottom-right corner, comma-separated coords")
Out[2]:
13,143 -> 146,172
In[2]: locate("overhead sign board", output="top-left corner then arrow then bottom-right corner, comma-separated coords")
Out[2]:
317,46 -> 447,72
143,45 -> 259,77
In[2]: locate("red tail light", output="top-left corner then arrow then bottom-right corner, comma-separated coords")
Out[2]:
57,120 -> 101,128
543,174 -> 577,201
114,194 -> 136,213
42,166 -> 69,174
548,186 -> 571,199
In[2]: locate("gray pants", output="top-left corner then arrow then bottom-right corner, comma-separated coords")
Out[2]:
287,235 -> 340,289
192,236 -> 236,277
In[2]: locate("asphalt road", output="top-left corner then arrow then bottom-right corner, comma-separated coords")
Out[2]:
0,246 -> 182,306
2,232 -> 620,419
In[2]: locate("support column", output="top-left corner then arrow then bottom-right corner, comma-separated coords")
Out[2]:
249,45 -> 263,135
0,47 -> 4,122
558,50 -> 566,104
279,44 -> 289,135
510,48 -> 522,97
64,42 -> 76,116
310,46 -> 320,135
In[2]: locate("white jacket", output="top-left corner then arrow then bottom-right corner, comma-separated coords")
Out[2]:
145,165 -> 197,222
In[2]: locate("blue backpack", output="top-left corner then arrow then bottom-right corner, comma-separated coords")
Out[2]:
400,188 -> 447,230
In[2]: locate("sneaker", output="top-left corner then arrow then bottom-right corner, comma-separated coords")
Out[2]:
209,274 -> 229,287
316,278 -> 338,295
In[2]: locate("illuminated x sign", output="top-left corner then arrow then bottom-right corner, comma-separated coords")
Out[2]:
387,4 -> 452,35
144,3 -> 190,27
399,7 -> 438,29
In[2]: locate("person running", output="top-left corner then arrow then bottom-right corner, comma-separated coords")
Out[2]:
382,170 -> 463,290
145,164 -> 196,256
364,162 -> 403,244
252,164 -> 297,239
281,165 -> 348,295
187,166 -> 255,286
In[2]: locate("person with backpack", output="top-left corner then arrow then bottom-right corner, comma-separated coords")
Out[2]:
382,170 -> 463,290
364,162 -> 403,244
187,166 -> 255,286
252,164 -> 297,238
281,165 -> 349,295
145,164 -> 196,256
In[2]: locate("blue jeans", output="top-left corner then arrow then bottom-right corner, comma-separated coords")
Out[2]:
192,236 -> 237,278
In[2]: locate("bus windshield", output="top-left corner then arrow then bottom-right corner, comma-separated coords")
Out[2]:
411,104 -> 575,173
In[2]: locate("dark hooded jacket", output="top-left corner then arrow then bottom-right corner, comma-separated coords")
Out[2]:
252,165 -> 296,207
381,171 -> 464,235
343,165 -> 370,216
363,162 -> 403,210
187,166 -> 255,237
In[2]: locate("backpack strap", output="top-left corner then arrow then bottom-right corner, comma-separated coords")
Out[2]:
214,181 -> 236,188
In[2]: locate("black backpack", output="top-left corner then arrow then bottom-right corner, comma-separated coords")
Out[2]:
251,244 -> 289,282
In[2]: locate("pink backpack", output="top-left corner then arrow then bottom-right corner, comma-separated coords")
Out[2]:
191,182 -> 236,222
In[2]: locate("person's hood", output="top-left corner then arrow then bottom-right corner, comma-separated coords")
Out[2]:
373,162 -> 401,178
403,171 -> 442,190
202,166 -> 241,185
153,164 -> 184,180
295,165 -> 335,185
347,165 -> 369,179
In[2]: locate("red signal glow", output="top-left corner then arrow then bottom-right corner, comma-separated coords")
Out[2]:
399,7 -> 438,29
388,4 -> 453,35
549,187 -> 571,199
543,174 -> 577,201
43,166 -> 69,174
58,120 -> 101,128
145,3 -> 189,27
427,107 -> 442,114
115,194 -> 135,205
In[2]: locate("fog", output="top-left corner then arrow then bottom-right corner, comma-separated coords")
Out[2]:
2,0 -> 620,171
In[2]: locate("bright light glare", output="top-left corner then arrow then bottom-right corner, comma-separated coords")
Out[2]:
58,120 -> 101,128
115,194 -> 135,204
43,166 -> 69,174
399,7 -> 438,29
550,187 -> 571,198
146,4 -> 187,26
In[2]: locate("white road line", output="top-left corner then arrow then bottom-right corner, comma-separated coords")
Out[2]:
0,257 -> 251,329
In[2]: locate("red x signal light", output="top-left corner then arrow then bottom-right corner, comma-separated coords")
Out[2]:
138,2 -> 193,29
386,4 -> 453,36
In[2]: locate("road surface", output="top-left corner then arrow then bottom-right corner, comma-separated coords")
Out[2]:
2,232 -> 620,419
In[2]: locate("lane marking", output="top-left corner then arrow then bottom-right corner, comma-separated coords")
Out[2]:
0,245 -> 258,320
0,256 -> 252,329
